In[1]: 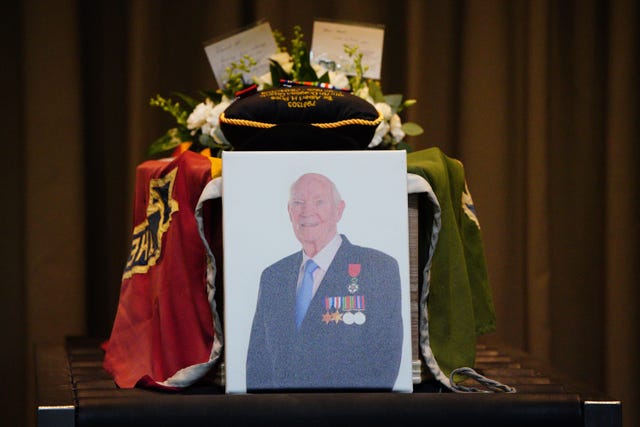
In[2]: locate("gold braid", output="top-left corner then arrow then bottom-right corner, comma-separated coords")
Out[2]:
218,110 -> 384,129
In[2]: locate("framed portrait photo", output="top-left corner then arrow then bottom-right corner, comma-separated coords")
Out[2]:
222,150 -> 412,393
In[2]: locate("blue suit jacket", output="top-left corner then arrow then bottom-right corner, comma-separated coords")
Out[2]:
246,235 -> 403,391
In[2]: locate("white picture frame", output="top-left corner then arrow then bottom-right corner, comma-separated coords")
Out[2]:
222,150 -> 412,393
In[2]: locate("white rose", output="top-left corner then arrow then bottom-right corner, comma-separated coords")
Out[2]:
368,120 -> 390,148
389,114 -> 405,142
207,98 -> 231,128
374,102 -> 393,121
328,71 -> 350,90
187,99 -> 216,133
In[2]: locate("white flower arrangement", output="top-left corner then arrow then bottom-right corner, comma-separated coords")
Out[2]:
148,25 -> 422,158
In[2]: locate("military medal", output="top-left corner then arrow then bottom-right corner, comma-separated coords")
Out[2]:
342,312 -> 355,325
323,297 -> 343,324
354,295 -> 366,324
322,311 -> 333,324
331,311 -> 343,324
347,263 -> 361,294
322,298 -> 332,324
322,295 -> 366,325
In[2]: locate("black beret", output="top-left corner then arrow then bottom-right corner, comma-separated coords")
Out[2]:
219,86 -> 383,150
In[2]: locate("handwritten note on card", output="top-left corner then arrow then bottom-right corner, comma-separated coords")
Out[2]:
204,21 -> 278,89
311,21 -> 385,80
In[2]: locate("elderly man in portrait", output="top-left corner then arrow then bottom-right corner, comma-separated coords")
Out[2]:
246,172 -> 403,391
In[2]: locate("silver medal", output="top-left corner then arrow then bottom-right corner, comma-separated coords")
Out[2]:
343,311 -> 355,325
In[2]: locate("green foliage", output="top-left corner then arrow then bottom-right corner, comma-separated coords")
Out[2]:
402,122 -> 424,136
146,127 -> 189,157
344,44 -> 369,94
273,29 -> 287,52
366,80 -> 385,103
147,25 -> 424,158
267,60 -> 289,87
220,55 -> 257,99
384,94 -> 404,114
269,25 -> 324,84
395,141 -> 413,152
149,95 -> 189,127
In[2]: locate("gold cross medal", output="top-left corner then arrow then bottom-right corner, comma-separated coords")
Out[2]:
347,263 -> 361,294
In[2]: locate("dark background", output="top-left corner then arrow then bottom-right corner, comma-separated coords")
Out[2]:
2,1 -> 638,426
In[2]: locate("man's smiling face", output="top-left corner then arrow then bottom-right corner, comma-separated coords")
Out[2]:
288,174 -> 345,257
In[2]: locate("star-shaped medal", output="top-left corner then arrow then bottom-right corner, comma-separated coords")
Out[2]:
331,311 -> 343,324
322,311 -> 333,324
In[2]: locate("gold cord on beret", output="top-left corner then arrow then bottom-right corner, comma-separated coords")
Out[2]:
218,109 -> 384,129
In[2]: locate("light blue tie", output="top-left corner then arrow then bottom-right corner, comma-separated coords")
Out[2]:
295,259 -> 319,329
